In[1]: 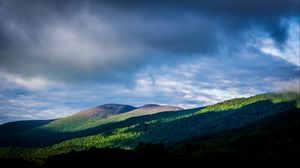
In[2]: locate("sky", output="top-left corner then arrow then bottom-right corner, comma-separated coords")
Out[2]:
0,0 -> 299,124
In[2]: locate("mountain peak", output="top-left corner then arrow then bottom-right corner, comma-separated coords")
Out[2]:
130,104 -> 183,115
97,104 -> 136,109
73,104 -> 136,118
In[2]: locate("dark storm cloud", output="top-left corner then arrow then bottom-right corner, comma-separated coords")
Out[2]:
0,0 -> 299,84
96,0 -> 299,42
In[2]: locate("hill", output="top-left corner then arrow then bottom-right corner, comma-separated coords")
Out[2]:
2,107 -> 299,168
71,104 -> 136,118
0,92 -> 298,161
0,104 -> 182,147
40,104 -> 137,132
0,104 -> 135,137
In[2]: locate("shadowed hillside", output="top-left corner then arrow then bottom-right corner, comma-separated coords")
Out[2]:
0,120 -> 54,138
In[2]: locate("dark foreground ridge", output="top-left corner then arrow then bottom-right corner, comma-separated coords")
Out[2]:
1,108 -> 299,168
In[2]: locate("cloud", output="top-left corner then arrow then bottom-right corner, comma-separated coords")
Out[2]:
130,53 -> 299,107
0,0 -> 299,84
0,71 -> 63,90
0,50 -> 298,124
0,0 -> 299,124
253,19 -> 300,66
0,87 -> 80,124
273,79 -> 300,94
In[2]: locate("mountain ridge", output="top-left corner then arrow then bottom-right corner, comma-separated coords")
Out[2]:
70,104 -> 137,118
0,92 -> 298,160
